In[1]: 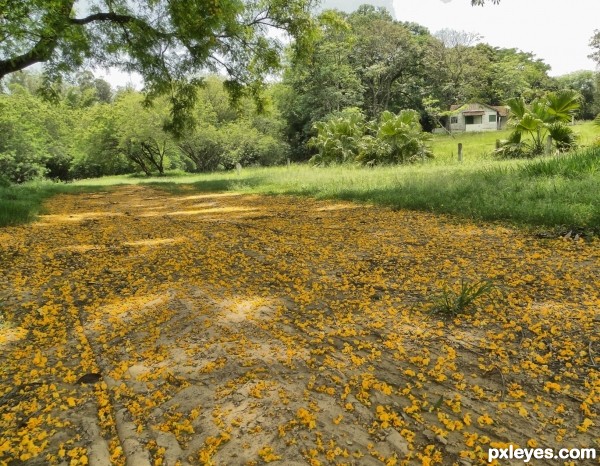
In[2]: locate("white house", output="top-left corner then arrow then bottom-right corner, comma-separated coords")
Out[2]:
446,103 -> 509,133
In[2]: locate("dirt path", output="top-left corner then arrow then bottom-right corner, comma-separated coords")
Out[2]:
1,185 -> 598,466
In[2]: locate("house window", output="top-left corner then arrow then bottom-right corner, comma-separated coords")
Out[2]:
465,116 -> 474,125
489,114 -> 497,123
450,117 -> 458,124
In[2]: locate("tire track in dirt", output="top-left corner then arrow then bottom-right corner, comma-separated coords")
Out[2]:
1,185 -> 598,465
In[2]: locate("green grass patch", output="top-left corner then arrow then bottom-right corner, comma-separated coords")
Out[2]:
430,129 -> 511,162
0,181 -> 98,227
429,121 -> 597,162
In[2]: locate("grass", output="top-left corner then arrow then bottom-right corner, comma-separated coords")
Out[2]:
1,122 -> 599,232
431,279 -> 497,318
429,120 -> 597,162
0,181 -> 98,227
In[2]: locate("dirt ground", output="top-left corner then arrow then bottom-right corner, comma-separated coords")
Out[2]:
0,185 -> 598,466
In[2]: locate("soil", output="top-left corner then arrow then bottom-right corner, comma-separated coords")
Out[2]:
0,185 -> 598,466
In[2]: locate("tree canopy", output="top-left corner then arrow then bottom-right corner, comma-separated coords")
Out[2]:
0,0 -> 316,129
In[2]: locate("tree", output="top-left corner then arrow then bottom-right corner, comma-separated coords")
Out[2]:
177,77 -> 289,171
556,71 -> 599,120
425,30 -> 489,107
113,92 -> 179,175
498,90 -> 580,157
0,83 -> 74,182
589,31 -> 600,68
0,0 -> 316,131
70,103 -> 132,178
347,6 -> 425,118
279,10 -> 364,160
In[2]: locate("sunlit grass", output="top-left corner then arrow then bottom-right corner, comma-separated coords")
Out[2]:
0,181 -> 95,227
429,120 -> 596,162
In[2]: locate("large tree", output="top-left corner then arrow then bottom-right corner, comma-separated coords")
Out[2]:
0,0 -> 316,130
347,5 -> 426,118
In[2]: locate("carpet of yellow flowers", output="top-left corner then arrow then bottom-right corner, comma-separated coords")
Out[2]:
0,185 -> 598,466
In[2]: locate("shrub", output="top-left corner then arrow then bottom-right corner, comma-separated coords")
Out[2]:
0,151 -> 47,183
309,108 -> 366,165
359,110 -> 433,165
497,91 -> 581,158
310,108 -> 433,166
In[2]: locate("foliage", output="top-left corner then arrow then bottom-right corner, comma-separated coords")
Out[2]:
364,110 -> 433,164
0,72 -> 290,181
113,92 -> 179,176
70,103 -> 133,179
556,71 -> 600,120
177,78 -> 290,171
181,120 -> 288,171
589,29 -> 600,67
496,90 -> 581,158
347,6 -> 426,119
0,0 -> 317,131
178,125 -> 226,172
278,10 -> 365,160
431,279 -> 496,317
309,108 -> 433,166
280,9 -> 557,157
0,84 -> 73,182
308,108 -> 366,165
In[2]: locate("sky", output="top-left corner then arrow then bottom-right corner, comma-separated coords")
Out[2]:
392,0 -> 598,76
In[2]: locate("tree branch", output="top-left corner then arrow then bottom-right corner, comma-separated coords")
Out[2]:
70,12 -> 135,26
0,35 -> 59,79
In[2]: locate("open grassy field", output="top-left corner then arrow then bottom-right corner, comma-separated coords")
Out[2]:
429,121 -> 598,162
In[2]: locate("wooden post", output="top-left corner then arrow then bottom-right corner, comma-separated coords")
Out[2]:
545,136 -> 553,155
458,143 -> 463,162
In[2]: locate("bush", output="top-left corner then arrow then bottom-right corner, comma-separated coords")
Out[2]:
358,110 -> 433,165
179,121 -> 289,171
310,108 -> 433,166
309,108 -> 366,165
220,122 -> 289,169
498,91 -> 581,158
0,151 -> 47,183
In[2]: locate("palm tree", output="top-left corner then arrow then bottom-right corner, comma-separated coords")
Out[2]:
502,90 -> 580,157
